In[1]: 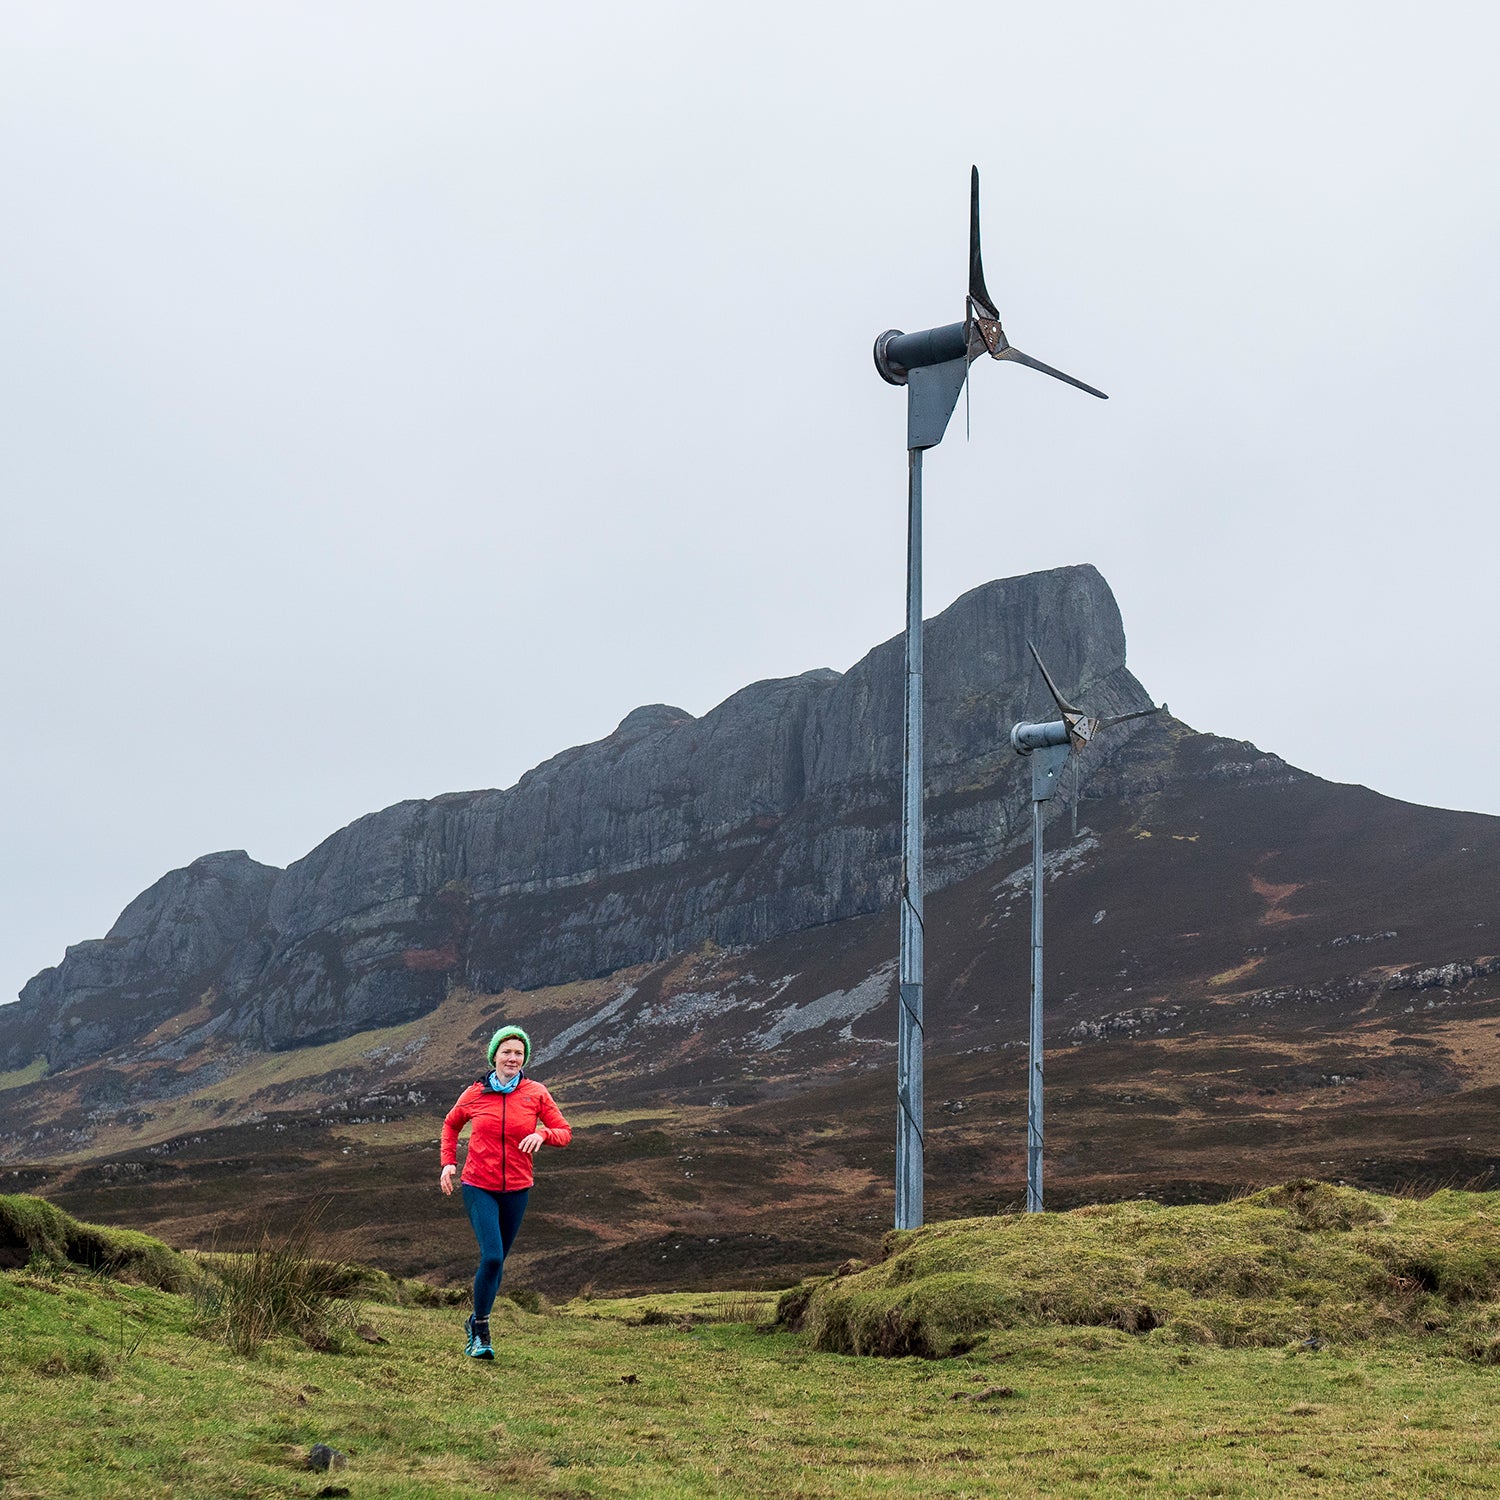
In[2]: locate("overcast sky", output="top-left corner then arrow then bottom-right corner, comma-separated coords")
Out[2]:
3,2 -> 1497,1008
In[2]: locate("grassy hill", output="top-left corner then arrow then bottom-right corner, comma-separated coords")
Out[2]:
4,1186 -> 1500,1498
786,1180 -> 1500,1358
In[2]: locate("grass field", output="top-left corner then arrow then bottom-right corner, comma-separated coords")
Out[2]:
5,1268 -> 1500,1497
5,1186 -> 1500,1498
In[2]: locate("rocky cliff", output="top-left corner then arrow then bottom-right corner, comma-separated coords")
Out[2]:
4,564 -> 1153,1068
7,851 -> 279,1071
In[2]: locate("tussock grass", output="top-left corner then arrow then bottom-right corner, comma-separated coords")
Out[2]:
501,1285 -> 551,1314
785,1180 -> 1500,1358
0,1193 -> 190,1291
193,1202 -> 370,1356
343,1265 -> 469,1308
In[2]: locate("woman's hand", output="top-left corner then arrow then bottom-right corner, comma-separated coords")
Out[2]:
440,1164 -> 457,1195
519,1132 -> 545,1156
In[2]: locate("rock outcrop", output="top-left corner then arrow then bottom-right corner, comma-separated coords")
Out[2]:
4,564 -> 1154,1065
6,851 -> 279,1070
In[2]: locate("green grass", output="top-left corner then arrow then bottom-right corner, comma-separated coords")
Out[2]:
0,1055 -> 48,1092
5,1183 -> 1500,1497
4,1267 -> 1500,1498
0,1192 -> 191,1291
566,1288 -> 779,1325
791,1181 -> 1500,1358
193,1203 -> 372,1357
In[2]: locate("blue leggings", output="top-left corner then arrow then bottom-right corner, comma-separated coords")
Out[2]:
461,1184 -> 529,1320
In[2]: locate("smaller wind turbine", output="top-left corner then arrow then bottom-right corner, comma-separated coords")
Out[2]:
1010,643 -> 1159,1213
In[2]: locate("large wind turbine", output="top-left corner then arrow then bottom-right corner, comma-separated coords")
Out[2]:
873,169 -> 1107,1231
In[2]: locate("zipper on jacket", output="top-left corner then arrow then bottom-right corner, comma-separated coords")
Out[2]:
501,1089 -> 508,1191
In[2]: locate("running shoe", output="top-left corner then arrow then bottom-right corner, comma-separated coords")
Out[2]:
464,1314 -> 494,1361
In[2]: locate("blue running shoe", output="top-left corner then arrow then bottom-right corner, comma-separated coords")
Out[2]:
464,1314 -> 494,1360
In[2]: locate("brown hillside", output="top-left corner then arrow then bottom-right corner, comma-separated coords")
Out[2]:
6,716 -> 1498,1294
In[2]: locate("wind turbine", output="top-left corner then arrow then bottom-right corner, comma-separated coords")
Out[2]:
873,168 -> 1107,1231
1011,643 -> 1159,1212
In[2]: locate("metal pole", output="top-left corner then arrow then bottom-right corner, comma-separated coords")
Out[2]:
896,446 -> 924,1231
1027,795 -> 1044,1212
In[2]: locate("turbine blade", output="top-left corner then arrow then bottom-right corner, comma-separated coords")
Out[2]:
969,166 -> 998,320
1027,640 -> 1082,716
999,346 -> 1108,400
1097,706 -> 1162,729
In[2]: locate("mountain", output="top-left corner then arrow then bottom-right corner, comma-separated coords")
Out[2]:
4,563 -> 1498,1296
4,564 -> 1150,1067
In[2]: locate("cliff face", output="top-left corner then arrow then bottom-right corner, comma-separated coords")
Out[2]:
8,851 -> 279,1070
4,564 -> 1153,1065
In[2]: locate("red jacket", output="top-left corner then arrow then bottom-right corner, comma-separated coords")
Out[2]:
441,1076 -> 571,1193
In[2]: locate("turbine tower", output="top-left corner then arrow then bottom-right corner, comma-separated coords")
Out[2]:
1011,643 -> 1159,1212
873,169 -> 1107,1230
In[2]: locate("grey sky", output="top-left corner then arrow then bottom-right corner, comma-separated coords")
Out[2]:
4,2 -> 1497,1009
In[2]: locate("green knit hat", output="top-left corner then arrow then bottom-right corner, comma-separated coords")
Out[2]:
487,1025 -> 531,1066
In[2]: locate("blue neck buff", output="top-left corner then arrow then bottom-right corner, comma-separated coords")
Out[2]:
488,1070 -> 522,1094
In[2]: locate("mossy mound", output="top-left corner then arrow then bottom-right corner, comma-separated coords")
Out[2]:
0,1193 -> 190,1292
785,1181 -> 1500,1359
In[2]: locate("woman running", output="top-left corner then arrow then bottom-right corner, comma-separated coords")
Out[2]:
440,1025 -> 571,1359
